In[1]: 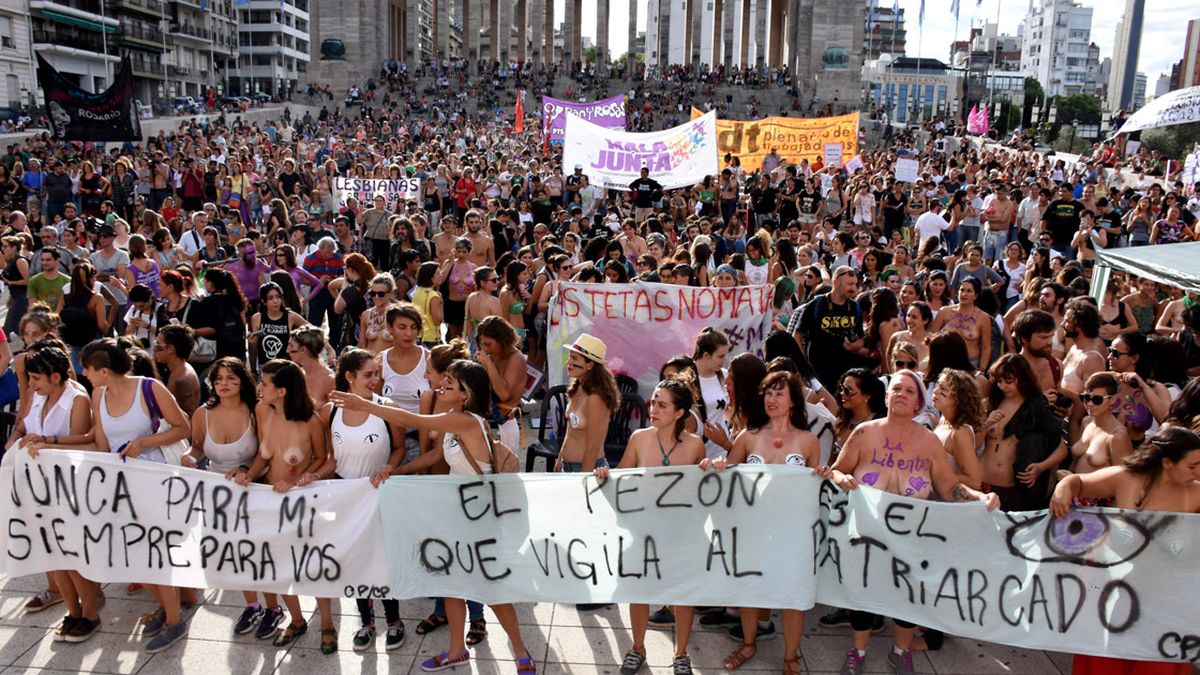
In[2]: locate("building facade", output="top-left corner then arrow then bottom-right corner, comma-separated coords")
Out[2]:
1019,0 -> 1094,97
864,2 -> 905,59
863,56 -> 962,124
0,0 -> 35,108
1107,0 -> 1144,112
235,0 -> 310,98
1180,18 -> 1200,91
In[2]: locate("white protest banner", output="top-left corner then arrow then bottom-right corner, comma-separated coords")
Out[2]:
0,450 -> 390,599
379,466 -> 819,608
1112,85 -> 1200,135
814,480 -> 1200,664
894,158 -> 920,183
844,155 -> 865,174
333,176 -> 421,213
1125,139 -> 1141,157
562,111 -> 719,191
823,143 -> 843,168
545,281 -> 773,392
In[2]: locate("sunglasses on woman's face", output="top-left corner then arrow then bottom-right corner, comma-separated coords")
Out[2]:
839,387 -> 859,398
1080,393 -> 1110,405
894,359 -> 917,370
369,290 -> 389,298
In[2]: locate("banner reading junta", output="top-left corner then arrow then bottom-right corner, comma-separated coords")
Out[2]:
692,108 -> 859,168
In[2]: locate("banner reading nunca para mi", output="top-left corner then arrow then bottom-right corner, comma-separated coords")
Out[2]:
37,54 -> 142,142
333,176 -> 421,212
545,281 -> 773,393
692,108 -> 859,168
562,111 -> 719,191
542,94 -> 627,144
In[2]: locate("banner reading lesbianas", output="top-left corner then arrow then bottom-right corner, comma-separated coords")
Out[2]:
37,54 -> 142,142
333,176 -> 421,212
545,281 -> 774,392
692,108 -> 859,168
542,94 -> 627,144
563,111 -> 719,191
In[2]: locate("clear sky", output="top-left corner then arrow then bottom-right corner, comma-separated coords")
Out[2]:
574,0 -> 1191,89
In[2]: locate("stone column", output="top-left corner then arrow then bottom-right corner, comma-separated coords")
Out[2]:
435,0 -> 450,60
690,0 -> 702,66
722,0 -> 735,68
405,0 -> 421,67
530,0 -> 543,65
596,0 -> 609,73
516,0 -> 528,63
545,0 -> 555,64
739,0 -> 750,67
488,0 -> 499,61
564,0 -> 581,67
768,0 -> 786,67
753,0 -> 767,69
463,0 -> 480,62
628,0 -> 638,74
497,0 -> 512,62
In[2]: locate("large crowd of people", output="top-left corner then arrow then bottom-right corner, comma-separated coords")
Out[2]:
2,62 -> 1199,675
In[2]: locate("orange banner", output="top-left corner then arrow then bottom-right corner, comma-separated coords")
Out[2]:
692,109 -> 860,169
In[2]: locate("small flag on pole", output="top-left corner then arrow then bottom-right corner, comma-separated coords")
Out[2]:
893,0 -> 900,31
919,0 -> 925,26
866,0 -> 876,33
951,0 -> 960,20
514,89 -> 524,133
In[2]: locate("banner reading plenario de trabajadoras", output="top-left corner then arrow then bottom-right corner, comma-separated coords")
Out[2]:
562,111 -> 719,191
542,94 -> 627,144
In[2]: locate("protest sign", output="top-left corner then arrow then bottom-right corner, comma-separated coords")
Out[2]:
824,143 -> 843,168
844,155 -> 865,174
542,94 -> 627,144
895,158 -> 920,183
1112,85 -> 1200,135
691,108 -> 859,167
333,176 -> 421,212
544,281 -> 774,392
380,466 -> 819,608
562,111 -> 719,191
814,480 -> 1200,663
0,451 -> 390,598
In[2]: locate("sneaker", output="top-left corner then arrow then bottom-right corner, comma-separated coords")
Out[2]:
255,607 -> 285,640
619,648 -> 647,675
352,624 -> 377,651
142,608 -> 167,637
23,589 -> 62,613
385,623 -> 405,650
887,649 -> 916,675
53,616 -> 80,642
647,606 -> 675,629
233,605 -> 265,635
145,621 -> 188,653
64,617 -> 102,644
727,621 -> 777,641
672,654 -> 693,675
699,612 -> 740,630
819,608 -> 852,627
126,583 -> 144,595
840,649 -> 866,675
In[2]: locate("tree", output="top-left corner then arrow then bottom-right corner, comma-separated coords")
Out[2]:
583,46 -> 599,65
1054,93 -> 1102,125
1024,77 -> 1045,103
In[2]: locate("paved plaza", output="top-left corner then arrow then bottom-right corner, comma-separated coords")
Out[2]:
0,569 -> 1101,674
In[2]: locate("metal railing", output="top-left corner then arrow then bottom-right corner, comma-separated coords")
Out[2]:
170,22 -> 211,40
130,59 -> 165,75
32,28 -> 107,53
119,21 -> 164,43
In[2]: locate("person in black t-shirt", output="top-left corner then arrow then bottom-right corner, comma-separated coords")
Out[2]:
628,167 -> 663,222
788,266 -> 867,389
881,182 -> 908,240
1040,184 -> 1085,254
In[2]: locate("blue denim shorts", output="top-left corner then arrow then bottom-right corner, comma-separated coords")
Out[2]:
559,458 -> 609,473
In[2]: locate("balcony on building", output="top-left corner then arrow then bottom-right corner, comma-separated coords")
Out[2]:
129,55 -> 166,77
170,21 -> 212,43
118,20 -> 166,48
114,0 -> 167,19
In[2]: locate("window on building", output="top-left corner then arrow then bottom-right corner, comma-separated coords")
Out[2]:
0,16 -> 12,48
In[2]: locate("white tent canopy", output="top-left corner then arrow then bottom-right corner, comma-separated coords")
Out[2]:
1089,242 -> 1200,302
1112,85 -> 1200,136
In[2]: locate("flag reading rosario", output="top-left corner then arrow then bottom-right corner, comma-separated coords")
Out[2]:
544,281 -> 774,392
562,111 -> 719,191
3,453 -> 1199,663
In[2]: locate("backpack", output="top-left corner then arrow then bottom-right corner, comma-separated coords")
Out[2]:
463,413 -> 520,474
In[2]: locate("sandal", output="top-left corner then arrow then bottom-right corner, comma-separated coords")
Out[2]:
320,628 -> 338,655
723,643 -> 756,672
466,619 -> 488,646
421,650 -> 471,671
415,613 -> 449,635
517,652 -> 537,673
272,620 -> 308,647
783,657 -> 801,675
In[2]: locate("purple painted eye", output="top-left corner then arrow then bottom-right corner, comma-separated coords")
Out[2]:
1048,512 -> 1107,557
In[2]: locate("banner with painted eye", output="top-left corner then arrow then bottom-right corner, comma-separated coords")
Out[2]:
815,481 -> 1200,664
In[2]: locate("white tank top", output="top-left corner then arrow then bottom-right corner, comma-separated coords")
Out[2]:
203,409 -> 258,474
745,260 -> 770,286
331,394 -> 392,479
444,412 -> 493,476
22,382 -> 88,440
381,347 -> 428,414
100,377 -> 165,463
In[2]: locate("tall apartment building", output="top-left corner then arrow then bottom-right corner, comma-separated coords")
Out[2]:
1132,71 -> 1145,110
110,0 -> 167,103
166,0 -> 238,99
1019,0 -> 1094,97
29,0 -> 121,94
864,2 -> 905,59
1180,18 -> 1200,90
1107,0 -> 1144,112
0,0 -> 35,107
235,0 -> 309,98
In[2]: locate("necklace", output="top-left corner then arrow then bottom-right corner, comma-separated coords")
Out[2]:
656,432 -> 680,466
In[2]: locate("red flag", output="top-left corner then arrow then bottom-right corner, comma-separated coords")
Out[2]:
514,89 -> 524,134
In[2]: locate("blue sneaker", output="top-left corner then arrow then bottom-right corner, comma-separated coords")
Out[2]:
145,621 -> 188,653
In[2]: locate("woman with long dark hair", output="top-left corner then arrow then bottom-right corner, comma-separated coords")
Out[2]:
554,332 -> 620,473
250,282 -> 307,371
196,267 -> 247,361
59,262 -> 117,375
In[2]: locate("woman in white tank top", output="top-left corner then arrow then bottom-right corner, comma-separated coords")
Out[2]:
379,305 -> 430,414
77,339 -> 194,653
16,346 -> 101,643
322,349 -> 409,649
330,359 -> 536,673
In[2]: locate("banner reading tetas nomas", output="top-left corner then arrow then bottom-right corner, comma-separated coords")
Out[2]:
545,281 -> 774,393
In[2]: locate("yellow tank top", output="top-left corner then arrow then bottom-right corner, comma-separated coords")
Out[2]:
412,286 -> 441,342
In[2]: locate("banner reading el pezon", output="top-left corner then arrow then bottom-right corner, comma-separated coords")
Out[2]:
692,108 -> 859,168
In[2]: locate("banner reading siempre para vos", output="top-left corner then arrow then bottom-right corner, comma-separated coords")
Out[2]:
333,177 -> 421,213
691,108 -> 859,168
3,452 -> 1200,664
545,281 -> 774,393
562,111 -> 719,191
542,94 -> 627,144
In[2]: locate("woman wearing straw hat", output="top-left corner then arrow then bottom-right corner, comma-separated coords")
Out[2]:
555,333 -> 621,475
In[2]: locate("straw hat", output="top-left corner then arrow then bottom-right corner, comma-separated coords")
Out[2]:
568,333 -> 608,366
